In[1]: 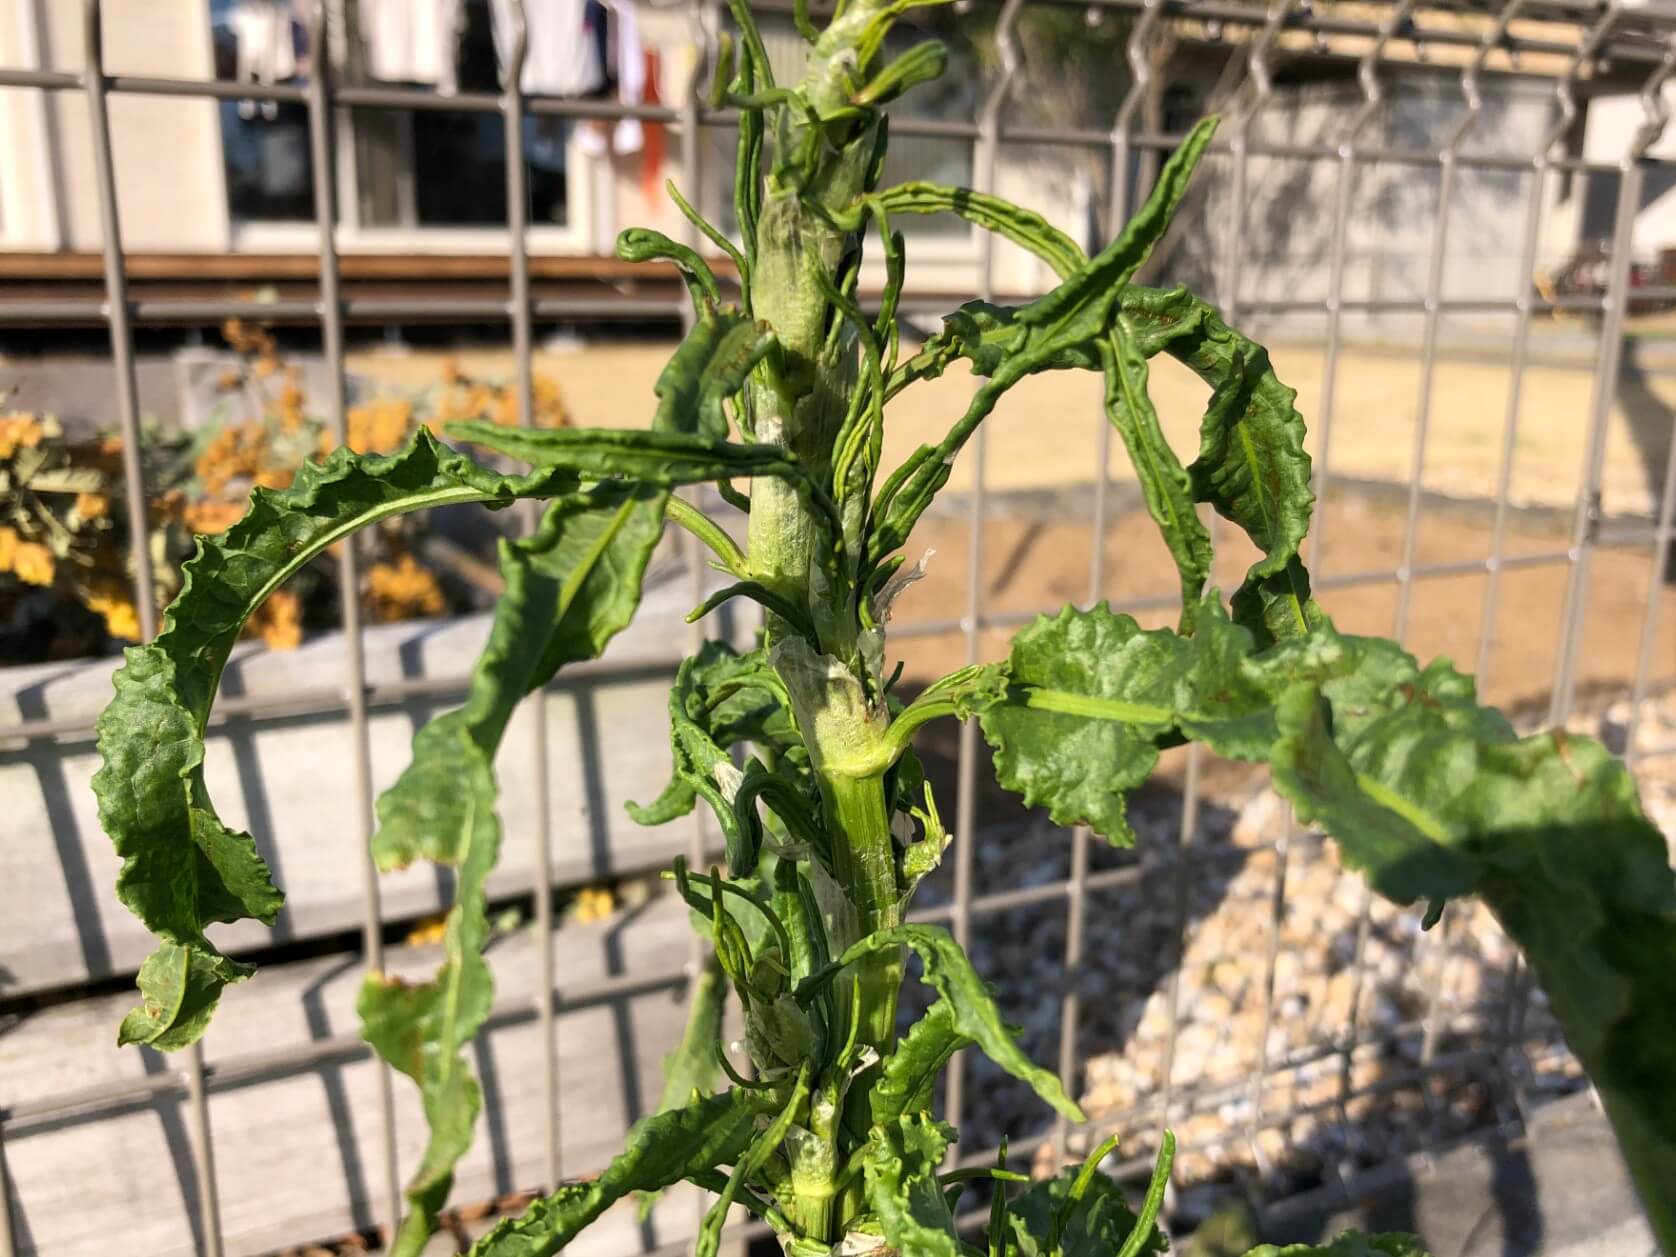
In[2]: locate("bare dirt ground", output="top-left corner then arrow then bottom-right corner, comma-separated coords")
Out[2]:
349,328 -> 1676,519
888,492 -> 1675,719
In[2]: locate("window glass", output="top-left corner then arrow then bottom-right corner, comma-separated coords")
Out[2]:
211,0 -> 314,222
211,0 -> 569,229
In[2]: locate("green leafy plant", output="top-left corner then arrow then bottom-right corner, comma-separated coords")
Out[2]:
92,4 -> 1676,1255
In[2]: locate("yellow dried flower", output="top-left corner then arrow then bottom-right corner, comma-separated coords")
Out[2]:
366,553 -> 445,622
12,539 -> 55,586
75,491 -> 110,521
275,376 -> 308,433
0,414 -> 46,459
346,399 -> 414,455
79,573 -> 140,641
246,588 -> 302,650
183,499 -> 245,535
97,598 -> 141,641
534,373 -> 570,428
195,422 -> 269,495
486,373 -> 570,429
222,318 -> 274,359
569,885 -> 617,924
405,916 -> 449,947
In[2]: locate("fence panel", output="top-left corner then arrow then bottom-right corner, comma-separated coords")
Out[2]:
2,0 -> 1675,1253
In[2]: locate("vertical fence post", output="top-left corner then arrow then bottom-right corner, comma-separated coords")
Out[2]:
83,2 -> 224,1253
1503,20 -> 1676,1118
1407,0 -> 1529,1074
1151,0 -> 1293,1191
1295,0 -> 1416,1171
1549,32 -> 1676,726
1475,4 -> 1622,690
1306,1 -> 1415,571
943,0 -> 1025,1155
1045,0 -> 1169,1163
681,8 -> 716,1239
1477,4 -> 1624,1120
497,0 -> 564,1196
0,1120 -> 15,1257
1107,0 -> 1164,240
81,0 -> 157,646
1057,0 -> 1166,1177
1249,0 -> 1429,1172
302,0 -> 405,1237
1624,406 -> 1676,770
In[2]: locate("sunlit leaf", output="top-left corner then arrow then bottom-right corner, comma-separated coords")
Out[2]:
93,430 -> 578,1048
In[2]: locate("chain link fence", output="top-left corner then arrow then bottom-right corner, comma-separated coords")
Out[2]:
2,0 -> 1675,1253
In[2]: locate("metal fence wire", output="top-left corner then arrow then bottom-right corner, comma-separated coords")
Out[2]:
2,0 -> 1676,1253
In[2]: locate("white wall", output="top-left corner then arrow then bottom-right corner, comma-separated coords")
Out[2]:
0,0 -> 228,252
1173,75 -> 1566,316
0,0 -> 1084,298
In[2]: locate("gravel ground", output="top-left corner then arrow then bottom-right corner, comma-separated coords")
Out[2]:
904,683 -> 1676,1216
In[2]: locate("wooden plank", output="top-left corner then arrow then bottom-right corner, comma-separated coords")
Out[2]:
1,893 -> 727,1257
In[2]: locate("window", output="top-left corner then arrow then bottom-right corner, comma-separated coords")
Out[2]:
211,0 -> 315,222
210,0 -> 573,233
350,1 -> 571,230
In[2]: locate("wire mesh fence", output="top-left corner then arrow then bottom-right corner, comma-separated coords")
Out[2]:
2,0 -> 1675,1253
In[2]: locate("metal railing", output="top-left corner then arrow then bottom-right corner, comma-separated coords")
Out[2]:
2,0 -> 1675,1253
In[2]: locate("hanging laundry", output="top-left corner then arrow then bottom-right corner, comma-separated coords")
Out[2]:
575,0 -> 649,158
359,0 -> 465,96
638,47 -> 665,204
488,0 -> 606,98
610,0 -> 645,156
228,0 -> 298,119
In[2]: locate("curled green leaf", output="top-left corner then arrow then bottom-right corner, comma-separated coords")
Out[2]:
363,485 -> 668,1255
447,423 -> 794,484
616,225 -> 722,314
869,118 -> 1220,570
974,600 -> 1409,843
92,430 -> 578,1049
468,1089 -> 774,1257
1119,284 -> 1317,642
871,1000 -> 965,1127
864,1113 -> 962,1257
871,183 -> 1084,279
853,40 -> 948,108
1099,322 -> 1212,616
806,923 -> 1083,1122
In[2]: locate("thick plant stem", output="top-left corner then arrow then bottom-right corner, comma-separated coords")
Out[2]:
818,766 -> 902,1235
744,76 -> 878,625
819,769 -> 903,1053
